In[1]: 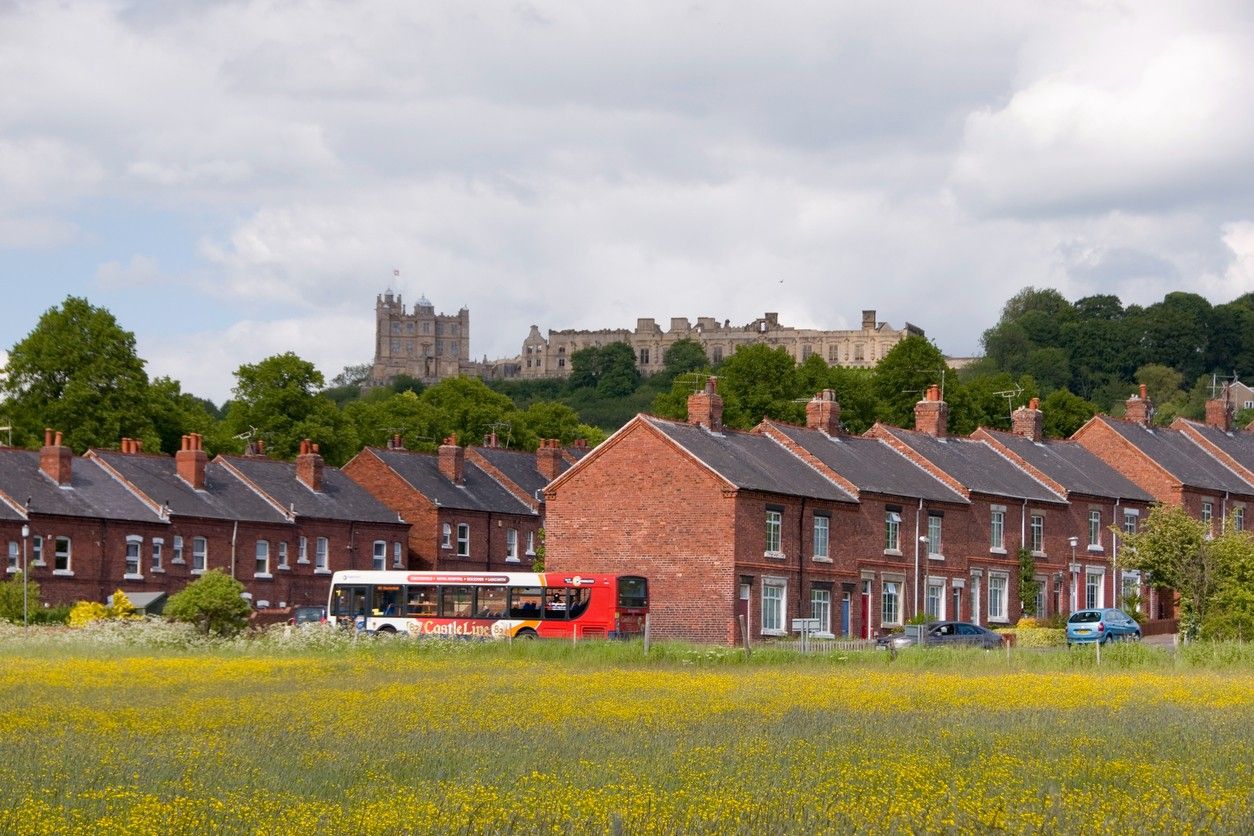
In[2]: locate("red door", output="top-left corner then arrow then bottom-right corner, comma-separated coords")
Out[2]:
861,579 -> 872,639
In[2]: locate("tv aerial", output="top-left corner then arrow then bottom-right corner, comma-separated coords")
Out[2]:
992,385 -> 1025,421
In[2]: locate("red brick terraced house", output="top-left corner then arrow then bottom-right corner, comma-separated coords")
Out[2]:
545,380 -> 860,645
341,438 -> 541,571
972,399 -> 1156,621
753,391 -> 970,638
0,431 -> 408,609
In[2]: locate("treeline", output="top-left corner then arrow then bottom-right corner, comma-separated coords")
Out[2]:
4,290 -> 1251,468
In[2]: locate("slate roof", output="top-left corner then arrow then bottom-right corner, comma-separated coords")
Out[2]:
646,417 -> 856,503
221,456 -> 404,524
769,423 -> 967,504
472,446 -> 561,497
1177,420 -> 1254,475
92,451 -> 288,524
369,449 -> 536,515
0,449 -> 164,523
879,428 -> 1065,504
980,430 -> 1155,503
1097,419 -> 1252,494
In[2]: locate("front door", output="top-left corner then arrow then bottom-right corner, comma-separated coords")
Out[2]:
951,587 -> 962,621
860,579 -> 872,639
840,592 -> 851,637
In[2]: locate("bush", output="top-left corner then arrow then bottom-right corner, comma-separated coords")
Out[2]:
0,572 -> 40,623
69,601 -> 109,628
164,570 -> 252,636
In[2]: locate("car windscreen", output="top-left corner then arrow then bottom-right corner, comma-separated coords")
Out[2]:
1069,611 -> 1102,623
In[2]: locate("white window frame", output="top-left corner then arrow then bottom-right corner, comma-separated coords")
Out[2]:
456,523 -> 470,557
764,509 -> 783,557
925,578 -> 945,620
1085,568 -> 1105,609
881,579 -> 902,626
1030,514 -> 1045,554
810,587 -> 832,637
1235,506 -> 1246,532
1088,510 -> 1102,549
1034,575 -> 1047,618
526,530 -> 536,556
172,535 -> 184,564
151,538 -> 163,573
1123,508 -> 1139,535
278,541 -> 289,569
315,536 -> 329,573
53,536 -> 72,575
124,535 -> 143,579
31,536 -> 43,566
761,578 -> 786,635
393,541 -> 403,568
6,541 -> 18,573
812,514 -> 829,561
505,528 -> 519,562
255,540 -> 271,578
441,523 -> 452,549
298,536 -> 309,564
1201,500 -> 1214,535
990,507 -> 1005,552
372,540 -> 387,571
192,536 -> 207,573
987,572 -> 1008,623
927,514 -> 942,558
885,510 -> 902,554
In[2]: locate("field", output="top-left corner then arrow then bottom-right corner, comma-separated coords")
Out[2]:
0,625 -> 1251,834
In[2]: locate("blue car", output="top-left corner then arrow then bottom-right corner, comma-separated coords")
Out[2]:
1066,608 -> 1141,646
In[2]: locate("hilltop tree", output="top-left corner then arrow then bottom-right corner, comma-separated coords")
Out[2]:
1,296 -> 156,451
873,336 -> 953,428
717,345 -> 801,428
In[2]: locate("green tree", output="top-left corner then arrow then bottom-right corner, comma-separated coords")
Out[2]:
717,345 -> 801,428
826,367 -> 878,434
1039,388 -> 1099,438
1120,505 -> 1214,637
521,401 -> 584,445
873,336 -> 953,428
0,572 -> 39,624
1,296 -> 156,451
343,390 -> 441,451
163,569 -> 252,636
1139,292 -> 1212,383
567,343 -> 641,397
420,377 -> 529,448
1018,548 -> 1038,617
1200,524 -> 1254,640
148,376 -> 216,454
660,339 -> 708,381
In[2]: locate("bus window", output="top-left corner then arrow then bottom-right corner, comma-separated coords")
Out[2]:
617,576 -> 648,609
510,587 -> 542,618
544,590 -> 568,620
373,585 -> 402,617
441,586 -> 473,618
475,586 -> 507,619
567,588 -> 591,619
406,585 -> 438,616
331,585 -> 368,619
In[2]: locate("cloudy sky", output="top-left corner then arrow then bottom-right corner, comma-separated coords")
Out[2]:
3,1 -> 1254,403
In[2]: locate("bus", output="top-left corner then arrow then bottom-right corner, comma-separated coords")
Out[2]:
327,570 -> 649,640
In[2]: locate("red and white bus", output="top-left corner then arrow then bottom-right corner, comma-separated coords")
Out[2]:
328,570 -> 649,640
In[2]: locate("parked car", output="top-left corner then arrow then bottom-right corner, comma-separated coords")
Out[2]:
876,621 -> 1006,651
1066,608 -> 1141,645
291,605 -> 328,627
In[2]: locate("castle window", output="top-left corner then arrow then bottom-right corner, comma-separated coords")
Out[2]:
801,344 -> 812,360
436,322 -> 444,335
449,341 -> 458,354
712,347 -> 723,364
639,348 -> 650,365
422,322 -> 431,334
407,322 -> 414,333
853,344 -> 864,361
829,344 -> 839,361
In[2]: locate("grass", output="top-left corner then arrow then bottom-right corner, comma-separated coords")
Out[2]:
0,625 -> 1251,834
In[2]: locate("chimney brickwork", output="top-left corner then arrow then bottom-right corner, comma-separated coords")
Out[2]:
536,439 -> 564,482
295,438 -> 325,492
914,384 -> 949,437
686,377 -> 724,431
1011,397 -> 1044,442
805,389 -> 842,435
40,428 -> 72,485
175,433 -> 208,490
438,436 -> 465,485
1125,383 -> 1153,426
1204,389 -> 1234,433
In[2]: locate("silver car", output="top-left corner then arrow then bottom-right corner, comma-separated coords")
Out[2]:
877,621 -> 1005,651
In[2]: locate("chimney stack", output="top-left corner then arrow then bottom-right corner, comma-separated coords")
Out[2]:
40,428 -> 72,485
1011,397 -> 1044,442
176,433 -> 208,490
438,436 -> 464,485
687,376 -> 724,431
805,389 -> 842,435
862,310 -> 877,330
1204,385 -> 1234,432
536,439 -> 563,482
484,432 -> 499,449
295,438 -> 325,492
914,384 -> 949,437
1125,383 -> 1153,426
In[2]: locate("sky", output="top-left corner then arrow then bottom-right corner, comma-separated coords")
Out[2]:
2,1 -> 1254,405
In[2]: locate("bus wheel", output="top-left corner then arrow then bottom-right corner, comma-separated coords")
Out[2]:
375,626 -> 396,637
515,628 -> 538,641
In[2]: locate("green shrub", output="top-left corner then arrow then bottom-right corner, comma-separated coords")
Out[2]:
164,570 -> 252,637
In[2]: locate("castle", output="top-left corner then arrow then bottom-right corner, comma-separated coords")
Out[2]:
370,291 -> 923,384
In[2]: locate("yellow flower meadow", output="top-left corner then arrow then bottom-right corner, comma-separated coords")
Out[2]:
0,642 -> 1250,834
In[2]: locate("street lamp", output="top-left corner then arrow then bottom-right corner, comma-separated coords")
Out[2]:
1067,536 -> 1079,613
20,524 -> 29,629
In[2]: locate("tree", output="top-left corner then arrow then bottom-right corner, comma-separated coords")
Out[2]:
521,401 -> 584,445
661,339 -> 708,380
164,569 -> 252,636
343,390 -> 441,451
716,344 -> 801,428
1200,524 -> 1254,640
148,376 -> 216,454
1,296 -> 156,451
0,572 -> 38,623
567,343 -> 641,397
873,336 -> 952,428
1018,548 -> 1038,617
1120,505 -> 1215,638
419,377 -> 529,447
1039,389 -> 1098,438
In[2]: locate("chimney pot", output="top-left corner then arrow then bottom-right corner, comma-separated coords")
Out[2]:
40,428 -> 72,485
687,377 -> 725,431
44,428 -> 53,447
296,438 -> 325,492
914,385 -> 949,437
806,389 -> 842,434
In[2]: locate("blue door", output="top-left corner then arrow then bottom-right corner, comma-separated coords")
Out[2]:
840,593 -> 850,637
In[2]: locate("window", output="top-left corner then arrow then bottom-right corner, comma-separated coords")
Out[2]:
441,524 -> 452,549
192,536 -> 207,572
1235,507 -> 1246,532
812,514 -> 829,561
172,535 -> 184,564
298,536 -> 309,563
151,539 -> 163,572
393,541 -> 403,568
372,540 -> 387,571
712,346 -> 723,364
315,537 -> 329,571
255,540 -> 270,576
927,514 -> 942,557
1123,509 -> 1138,535
810,588 -> 831,635
125,536 -> 142,577
54,537 -> 71,574
31,537 -> 42,565
6,541 -> 17,572
1088,510 -> 1101,548
762,580 -> 786,635
988,573 -> 1008,622
278,542 -> 289,569
456,524 -> 470,557
1034,577 -> 1047,618
638,348 -> 650,365
885,509 -> 901,552
1030,514 -> 1044,553
1201,501 -> 1213,534
881,580 -> 901,625
526,530 -> 536,555
1085,570 -> 1103,609
990,508 -> 1005,551
926,580 -> 944,620
506,528 -> 518,561
1122,572 -> 1141,611
765,508 -> 782,556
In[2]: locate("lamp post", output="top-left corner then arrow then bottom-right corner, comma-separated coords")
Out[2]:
20,523 -> 29,629
1067,536 -> 1079,613
915,535 -> 928,620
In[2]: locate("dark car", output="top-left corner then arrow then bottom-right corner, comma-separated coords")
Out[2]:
1066,608 -> 1141,645
291,605 -> 328,627
876,621 -> 1006,651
